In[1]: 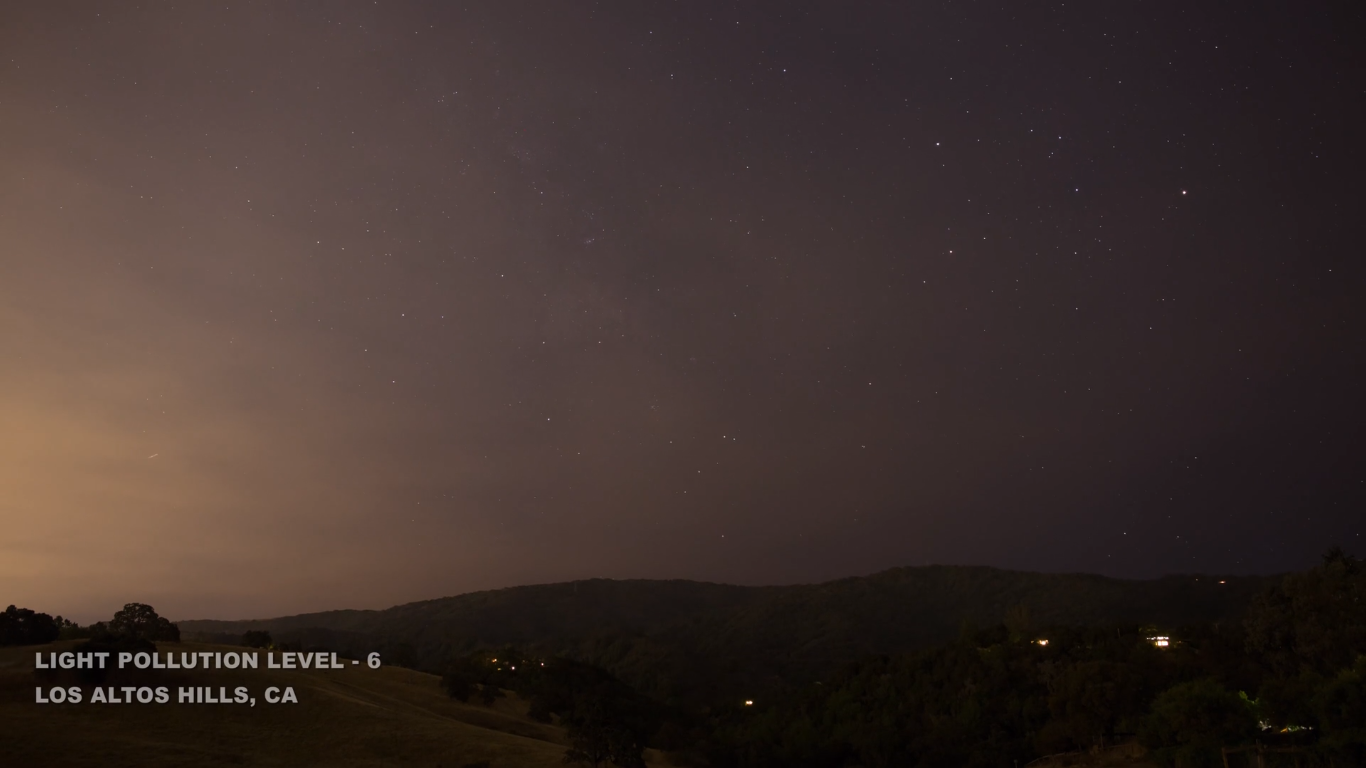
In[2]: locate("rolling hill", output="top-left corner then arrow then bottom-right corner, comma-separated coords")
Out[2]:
179,565 -> 1276,704
0,639 -> 620,767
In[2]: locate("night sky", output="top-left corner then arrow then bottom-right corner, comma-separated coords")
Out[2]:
3,2 -> 1363,622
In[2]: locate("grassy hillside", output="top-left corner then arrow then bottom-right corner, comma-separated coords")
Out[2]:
179,565 -> 1276,704
0,640 -> 646,767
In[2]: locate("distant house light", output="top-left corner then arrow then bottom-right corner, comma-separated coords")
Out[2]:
1149,636 -> 1170,648
1219,580 -> 1226,584
1034,639 -> 1049,646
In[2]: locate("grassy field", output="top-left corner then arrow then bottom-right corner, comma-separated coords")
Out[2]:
1,640 -> 656,767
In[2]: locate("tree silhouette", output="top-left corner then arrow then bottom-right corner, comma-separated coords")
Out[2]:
109,603 -> 180,642
1246,548 -> 1365,674
1140,679 -> 1258,768
0,605 -> 60,646
563,696 -> 647,768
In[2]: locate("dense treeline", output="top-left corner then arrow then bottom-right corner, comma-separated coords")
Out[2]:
442,649 -> 657,767
0,605 -> 63,646
700,549 -> 1363,767
699,626 -> 1260,767
4,602 -> 182,685
1,602 -> 180,648
436,550 -> 1364,768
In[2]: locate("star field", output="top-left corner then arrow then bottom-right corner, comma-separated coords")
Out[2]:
1,1 -> 1362,621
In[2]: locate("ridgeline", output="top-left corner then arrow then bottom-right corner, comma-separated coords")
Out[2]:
179,565 -> 1273,705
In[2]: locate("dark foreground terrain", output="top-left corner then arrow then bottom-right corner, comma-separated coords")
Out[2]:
9,555 -> 1363,767
0,640 -> 667,768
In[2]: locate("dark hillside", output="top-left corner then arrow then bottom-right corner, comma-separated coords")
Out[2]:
181,565 -> 1275,704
